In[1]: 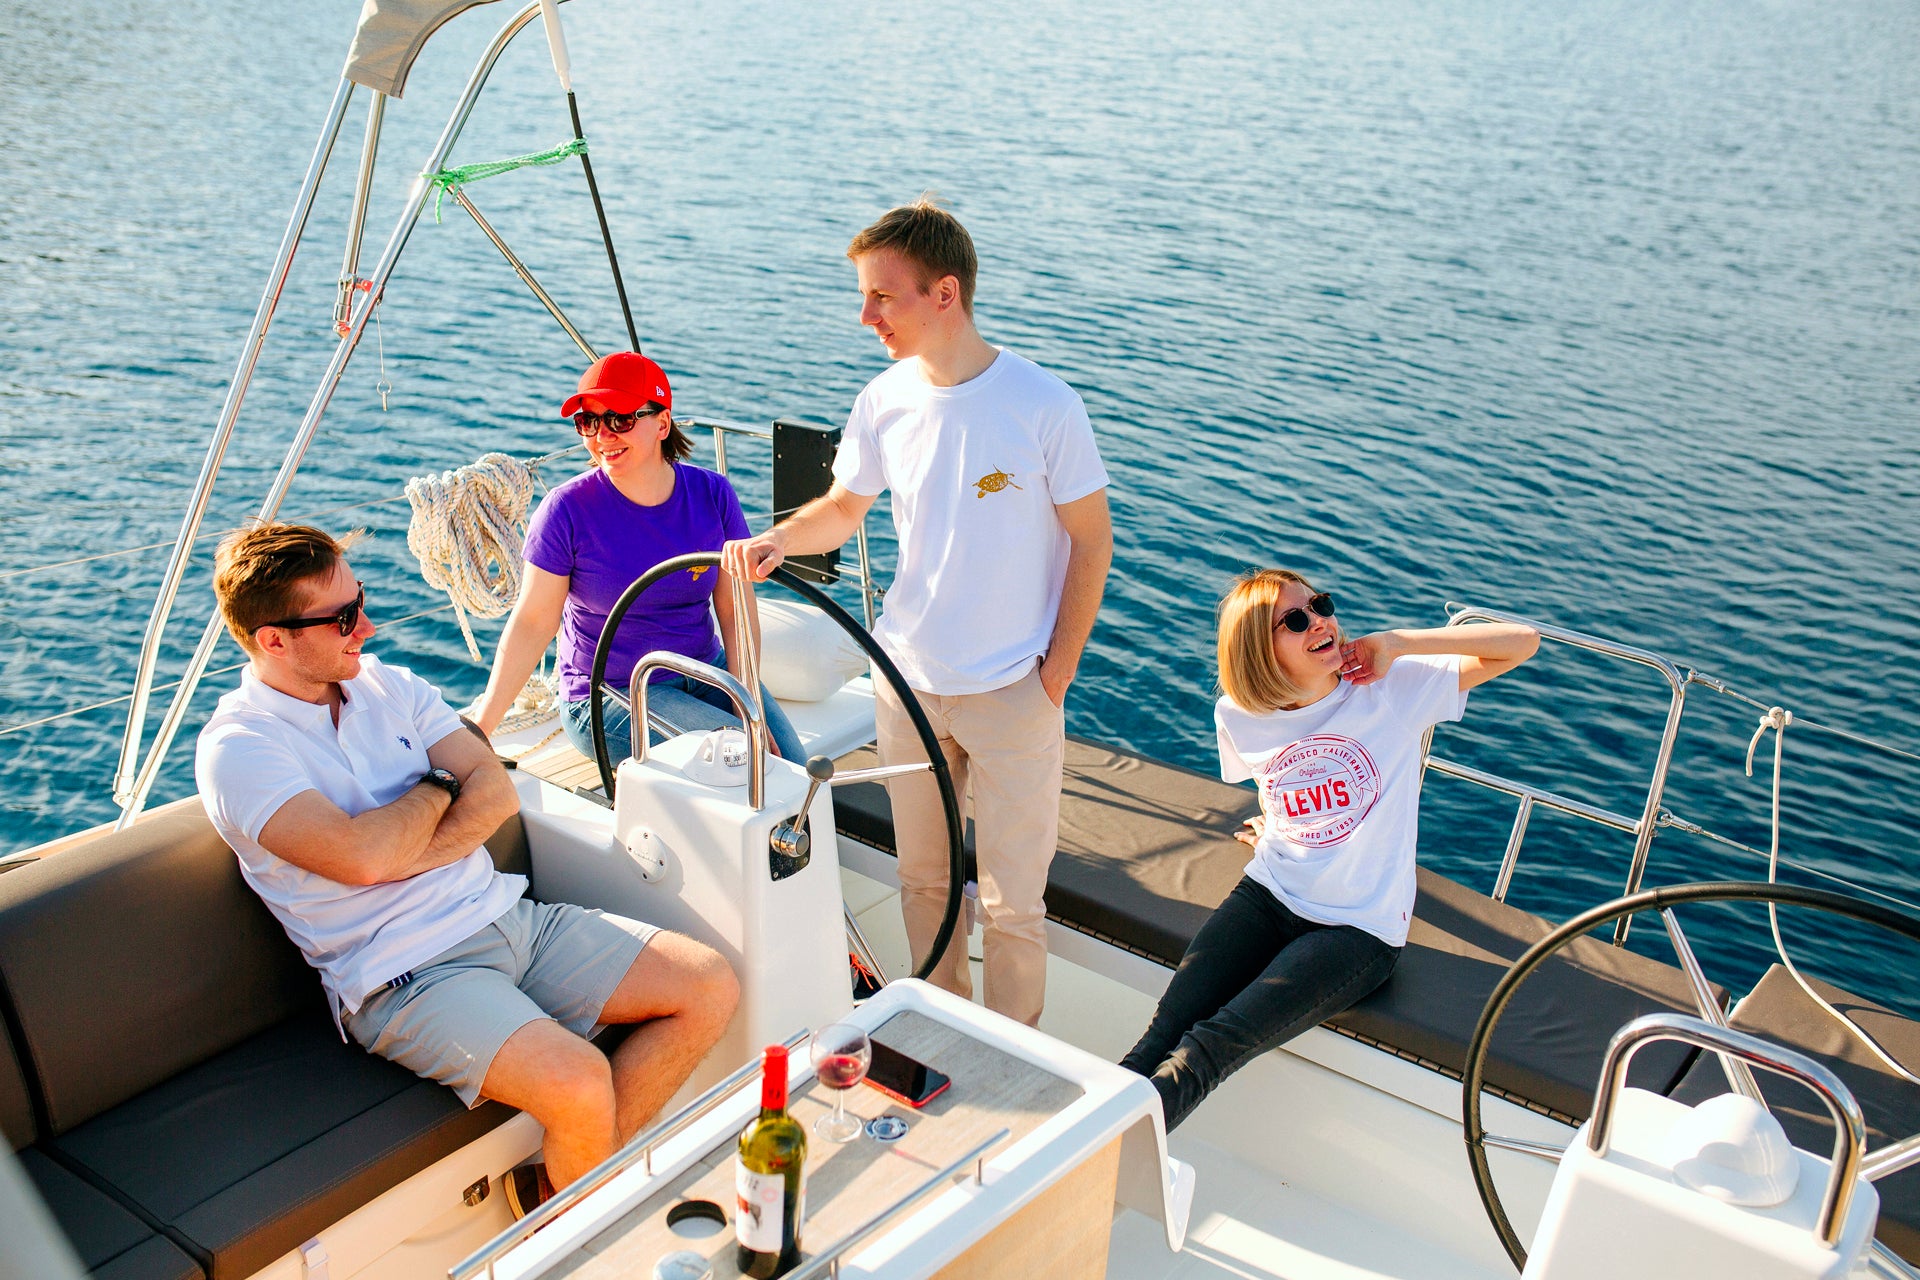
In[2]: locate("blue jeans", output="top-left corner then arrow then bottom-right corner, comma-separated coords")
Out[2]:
1120,875 -> 1400,1132
562,668 -> 805,765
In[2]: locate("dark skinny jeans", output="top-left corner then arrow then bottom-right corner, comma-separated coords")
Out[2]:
1121,875 -> 1400,1132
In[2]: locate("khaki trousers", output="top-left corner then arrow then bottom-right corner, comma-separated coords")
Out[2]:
874,667 -> 1064,1027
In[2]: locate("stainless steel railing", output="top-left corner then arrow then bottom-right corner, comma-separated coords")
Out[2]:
1424,605 -> 1689,945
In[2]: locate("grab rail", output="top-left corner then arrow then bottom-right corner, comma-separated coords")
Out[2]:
784,1128 -> 1012,1280
630,652 -> 768,809
1427,605 -> 1688,945
1590,1015 -> 1865,1248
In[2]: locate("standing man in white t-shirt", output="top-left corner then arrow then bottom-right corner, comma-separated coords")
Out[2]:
725,199 -> 1113,1026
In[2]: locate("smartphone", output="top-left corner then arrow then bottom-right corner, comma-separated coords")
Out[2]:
864,1038 -> 951,1108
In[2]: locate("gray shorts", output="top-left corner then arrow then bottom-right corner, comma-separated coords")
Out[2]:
342,898 -> 657,1107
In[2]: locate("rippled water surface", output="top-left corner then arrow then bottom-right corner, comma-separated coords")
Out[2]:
2,0 -> 1916,991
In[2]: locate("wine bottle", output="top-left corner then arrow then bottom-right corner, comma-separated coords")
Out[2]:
736,1044 -> 807,1278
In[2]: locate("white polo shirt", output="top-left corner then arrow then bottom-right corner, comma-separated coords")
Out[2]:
833,348 -> 1110,695
194,655 -> 526,1016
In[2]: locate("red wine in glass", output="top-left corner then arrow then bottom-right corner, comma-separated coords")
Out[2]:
809,1025 -> 871,1143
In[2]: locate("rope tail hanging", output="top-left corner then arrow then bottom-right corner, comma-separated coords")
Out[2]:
404,453 -> 536,662
1747,706 -> 1920,1087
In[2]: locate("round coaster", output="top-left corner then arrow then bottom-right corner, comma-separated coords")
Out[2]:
865,1115 -> 909,1143
653,1249 -> 712,1280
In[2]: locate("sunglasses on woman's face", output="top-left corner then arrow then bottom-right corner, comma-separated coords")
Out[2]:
573,406 -> 663,438
1273,592 -> 1336,634
262,584 -> 365,638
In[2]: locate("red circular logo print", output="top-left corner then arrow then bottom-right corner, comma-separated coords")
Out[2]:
1258,735 -> 1382,849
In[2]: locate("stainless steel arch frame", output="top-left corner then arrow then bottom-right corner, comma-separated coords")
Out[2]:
113,1 -> 554,827
1424,604 -> 1688,945
110,76 -> 358,815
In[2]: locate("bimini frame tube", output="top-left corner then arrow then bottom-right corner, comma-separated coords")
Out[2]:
110,76 -> 356,813
115,1 -> 553,827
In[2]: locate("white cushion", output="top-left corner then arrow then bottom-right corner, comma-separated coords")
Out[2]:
757,598 -> 868,703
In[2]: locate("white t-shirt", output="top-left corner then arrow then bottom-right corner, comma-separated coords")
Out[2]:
194,655 -> 527,1016
833,349 -> 1110,695
1215,654 -> 1467,947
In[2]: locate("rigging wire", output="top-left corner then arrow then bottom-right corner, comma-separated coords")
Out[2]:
0,604 -> 457,739
0,446 -> 586,585
1688,669 -> 1920,765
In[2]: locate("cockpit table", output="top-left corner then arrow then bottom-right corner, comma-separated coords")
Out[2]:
468,981 -> 1189,1280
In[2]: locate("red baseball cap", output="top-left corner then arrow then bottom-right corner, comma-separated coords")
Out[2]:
559,352 -> 673,418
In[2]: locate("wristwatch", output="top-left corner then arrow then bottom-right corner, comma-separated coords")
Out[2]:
418,767 -> 462,802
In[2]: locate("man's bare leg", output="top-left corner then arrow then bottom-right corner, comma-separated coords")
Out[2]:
480,1019 -> 617,1188
597,931 -> 740,1142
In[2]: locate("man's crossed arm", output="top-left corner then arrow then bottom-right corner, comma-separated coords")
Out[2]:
256,727 -> 519,887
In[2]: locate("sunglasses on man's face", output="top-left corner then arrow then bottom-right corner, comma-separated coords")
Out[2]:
573,406 -> 663,438
262,584 -> 365,638
1273,592 -> 1336,634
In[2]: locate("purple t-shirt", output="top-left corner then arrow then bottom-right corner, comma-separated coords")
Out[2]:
523,464 -> 750,701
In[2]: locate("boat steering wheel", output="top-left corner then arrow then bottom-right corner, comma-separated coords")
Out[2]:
1462,879 -> 1920,1272
584,552 -> 968,986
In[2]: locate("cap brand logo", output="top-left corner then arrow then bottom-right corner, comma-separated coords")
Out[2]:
973,467 -> 1022,498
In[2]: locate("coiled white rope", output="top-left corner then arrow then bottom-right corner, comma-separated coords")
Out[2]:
405,452 -> 536,662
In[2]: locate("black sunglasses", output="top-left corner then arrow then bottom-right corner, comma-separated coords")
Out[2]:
573,405 -> 663,438
262,584 -> 365,637
1273,592 -> 1336,634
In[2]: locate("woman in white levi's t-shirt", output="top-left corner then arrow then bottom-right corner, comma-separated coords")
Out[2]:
1120,569 -> 1539,1131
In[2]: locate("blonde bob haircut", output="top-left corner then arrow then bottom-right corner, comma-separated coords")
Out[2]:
1217,568 -> 1345,714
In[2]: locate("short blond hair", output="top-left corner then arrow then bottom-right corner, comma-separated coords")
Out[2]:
1217,568 -> 1343,713
847,195 -> 978,314
213,522 -> 364,654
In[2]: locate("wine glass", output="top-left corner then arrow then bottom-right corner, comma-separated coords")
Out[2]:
809,1023 -> 872,1143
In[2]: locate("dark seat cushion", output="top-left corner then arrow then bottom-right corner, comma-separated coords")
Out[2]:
47,1006 -> 513,1280
0,804 -> 533,1277
834,735 -> 1717,1122
1330,868 -> 1720,1120
19,1148 -> 202,1280
2,1008 -> 36,1150
0,805 -> 317,1136
1670,965 -> 1920,1264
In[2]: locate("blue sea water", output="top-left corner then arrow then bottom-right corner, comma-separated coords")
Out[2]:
2,0 -> 1916,994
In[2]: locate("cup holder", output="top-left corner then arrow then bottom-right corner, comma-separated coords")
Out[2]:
665,1198 -> 728,1239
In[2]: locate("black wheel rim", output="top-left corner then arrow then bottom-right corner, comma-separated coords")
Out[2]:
1462,879 -> 1920,1271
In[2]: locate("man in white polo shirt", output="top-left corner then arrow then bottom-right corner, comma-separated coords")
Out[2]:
194,523 -> 737,1206
725,199 -> 1113,1026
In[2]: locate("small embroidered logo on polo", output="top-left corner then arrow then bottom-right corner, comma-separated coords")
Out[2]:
397,735 -> 412,750
973,467 -> 1022,498
689,565 -> 712,581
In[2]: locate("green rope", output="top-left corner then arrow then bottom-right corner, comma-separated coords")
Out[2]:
427,137 -> 588,222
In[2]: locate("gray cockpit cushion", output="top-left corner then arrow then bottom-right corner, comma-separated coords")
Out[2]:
833,736 -> 1718,1121
18,1149 -> 203,1280
1,1007 -> 35,1149
47,1006 -> 512,1280
0,805 -> 316,1136
1669,965 -> 1920,1264
1329,867 -> 1721,1120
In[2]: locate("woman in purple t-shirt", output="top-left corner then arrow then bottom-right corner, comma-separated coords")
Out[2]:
473,353 -> 803,762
